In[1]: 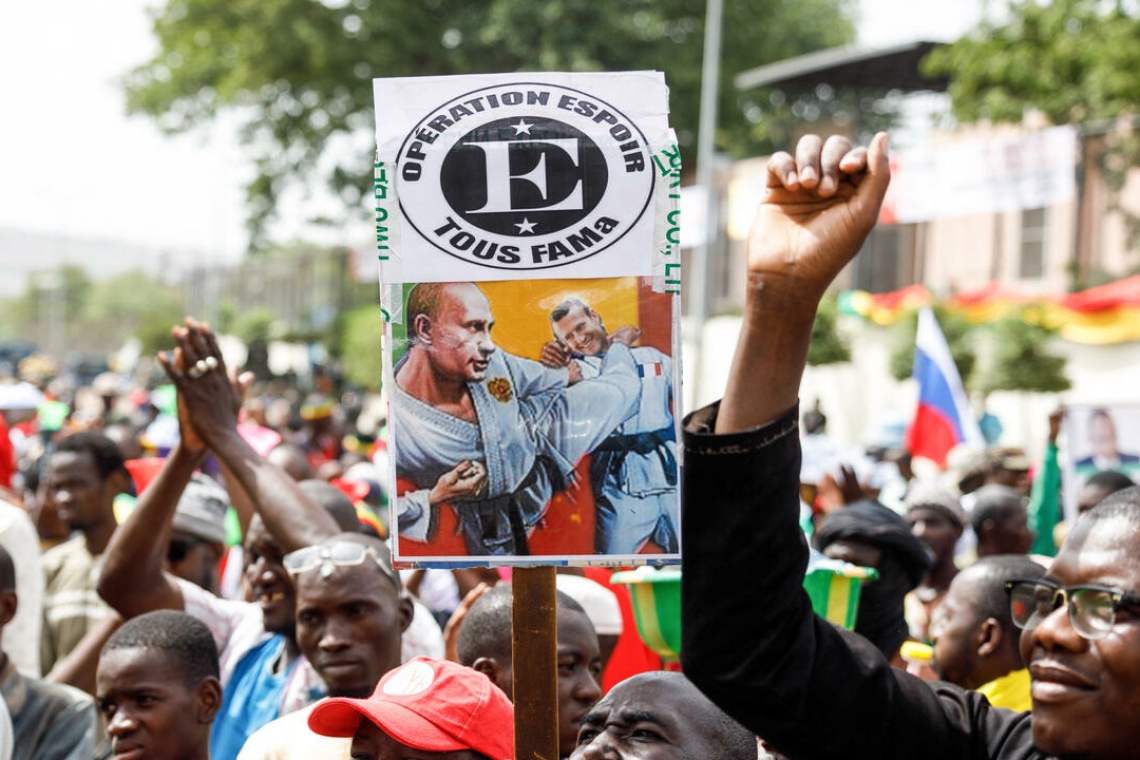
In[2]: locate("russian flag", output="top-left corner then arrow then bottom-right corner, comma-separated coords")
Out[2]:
905,307 -> 984,467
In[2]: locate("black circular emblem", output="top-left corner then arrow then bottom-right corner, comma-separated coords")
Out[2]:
394,81 -> 655,272
439,117 -> 608,237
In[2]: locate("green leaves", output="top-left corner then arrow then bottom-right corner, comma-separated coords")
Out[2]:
340,304 -> 384,390
125,0 -> 854,248
885,304 -> 1070,395
979,311 -> 1071,394
925,0 -> 1140,261
807,295 -> 851,366
924,0 -> 1140,126
888,306 -> 976,384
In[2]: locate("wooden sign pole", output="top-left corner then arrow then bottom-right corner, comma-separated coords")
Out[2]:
512,565 -> 559,759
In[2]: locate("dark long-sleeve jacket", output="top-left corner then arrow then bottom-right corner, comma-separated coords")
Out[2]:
680,402 -> 1046,760
1,656 -> 95,760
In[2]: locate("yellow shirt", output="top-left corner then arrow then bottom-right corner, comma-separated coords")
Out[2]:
977,668 -> 1032,712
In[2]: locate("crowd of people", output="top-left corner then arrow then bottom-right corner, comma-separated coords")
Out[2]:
0,131 -> 1138,760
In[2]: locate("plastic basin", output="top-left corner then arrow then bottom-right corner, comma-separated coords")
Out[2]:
611,562 -> 877,660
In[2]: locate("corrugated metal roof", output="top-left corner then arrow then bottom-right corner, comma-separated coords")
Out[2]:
734,40 -> 947,92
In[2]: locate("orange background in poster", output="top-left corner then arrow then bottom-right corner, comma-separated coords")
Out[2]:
393,277 -> 674,364
479,277 -> 642,359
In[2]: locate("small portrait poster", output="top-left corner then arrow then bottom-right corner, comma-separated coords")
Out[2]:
372,72 -> 682,567
1062,403 -> 1140,522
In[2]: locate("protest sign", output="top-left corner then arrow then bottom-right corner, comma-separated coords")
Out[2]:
1062,403 -> 1140,522
373,72 -> 682,568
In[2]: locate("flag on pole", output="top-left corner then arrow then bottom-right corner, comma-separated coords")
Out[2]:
906,307 -> 984,467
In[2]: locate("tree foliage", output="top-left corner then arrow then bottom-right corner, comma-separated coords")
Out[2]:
1,268 -> 186,356
924,0 -> 1140,252
924,0 -> 1140,126
0,265 -> 93,347
125,0 -> 854,247
737,85 -> 904,159
83,271 -> 188,356
807,295 -> 851,366
888,306 -> 977,385
887,304 -> 1071,394
339,304 -> 384,390
2,265 -> 91,328
979,311 -> 1071,394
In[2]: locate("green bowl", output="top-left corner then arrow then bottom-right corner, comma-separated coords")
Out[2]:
802,563 -> 878,630
611,563 -> 877,660
610,566 -> 683,660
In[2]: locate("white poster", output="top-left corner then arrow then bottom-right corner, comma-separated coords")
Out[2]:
1061,403 -> 1140,523
373,72 -> 682,569
373,72 -> 672,283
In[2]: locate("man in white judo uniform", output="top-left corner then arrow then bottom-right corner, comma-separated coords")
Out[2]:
392,282 -> 642,556
546,297 -> 677,554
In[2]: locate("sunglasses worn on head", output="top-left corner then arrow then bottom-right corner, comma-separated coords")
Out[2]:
283,541 -> 398,586
1005,577 -> 1140,641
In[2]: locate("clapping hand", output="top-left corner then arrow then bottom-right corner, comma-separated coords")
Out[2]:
158,318 -> 253,449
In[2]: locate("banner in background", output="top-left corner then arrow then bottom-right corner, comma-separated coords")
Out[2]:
879,126 -> 1078,224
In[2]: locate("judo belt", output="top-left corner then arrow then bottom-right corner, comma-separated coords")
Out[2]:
592,426 -> 677,486
468,456 -> 566,556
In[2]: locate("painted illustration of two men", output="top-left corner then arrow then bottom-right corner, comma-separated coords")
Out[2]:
391,279 -> 677,561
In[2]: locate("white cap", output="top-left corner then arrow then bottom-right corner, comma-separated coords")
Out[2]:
555,574 -> 623,636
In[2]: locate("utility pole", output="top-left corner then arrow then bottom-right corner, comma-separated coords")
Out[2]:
690,0 -> 724,403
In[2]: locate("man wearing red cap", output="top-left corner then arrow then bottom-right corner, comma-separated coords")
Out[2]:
308,656 -> 513,760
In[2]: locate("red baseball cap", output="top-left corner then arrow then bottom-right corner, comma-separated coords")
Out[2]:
307,657 -> 513,759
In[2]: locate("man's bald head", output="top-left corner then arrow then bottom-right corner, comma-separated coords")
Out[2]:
456,583 -> 586,666
406,282 -> 448,334
571,671 -> 756,759
267,444 -> 316,481
298,480 -> 360,533
407,283 -> 487,342
953,555 -> 1045,627
403,282 -> 497,383
930,554 -> 1045,690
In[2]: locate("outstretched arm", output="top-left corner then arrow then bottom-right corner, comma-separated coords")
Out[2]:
396,460 -> 487,541
219,458 -> 258,540
682,135 -> 1031,759
161,319 -> 339,551
716,133 -> 890,433
97,351 -> 211,616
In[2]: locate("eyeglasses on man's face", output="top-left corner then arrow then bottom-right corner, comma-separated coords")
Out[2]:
1005,577 -> 1140,641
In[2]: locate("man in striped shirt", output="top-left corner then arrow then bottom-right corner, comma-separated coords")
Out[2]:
40,432 -> 129,676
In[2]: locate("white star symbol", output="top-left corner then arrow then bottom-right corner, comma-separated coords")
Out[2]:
512,119 -> 534,136
515,218 -> 537,234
